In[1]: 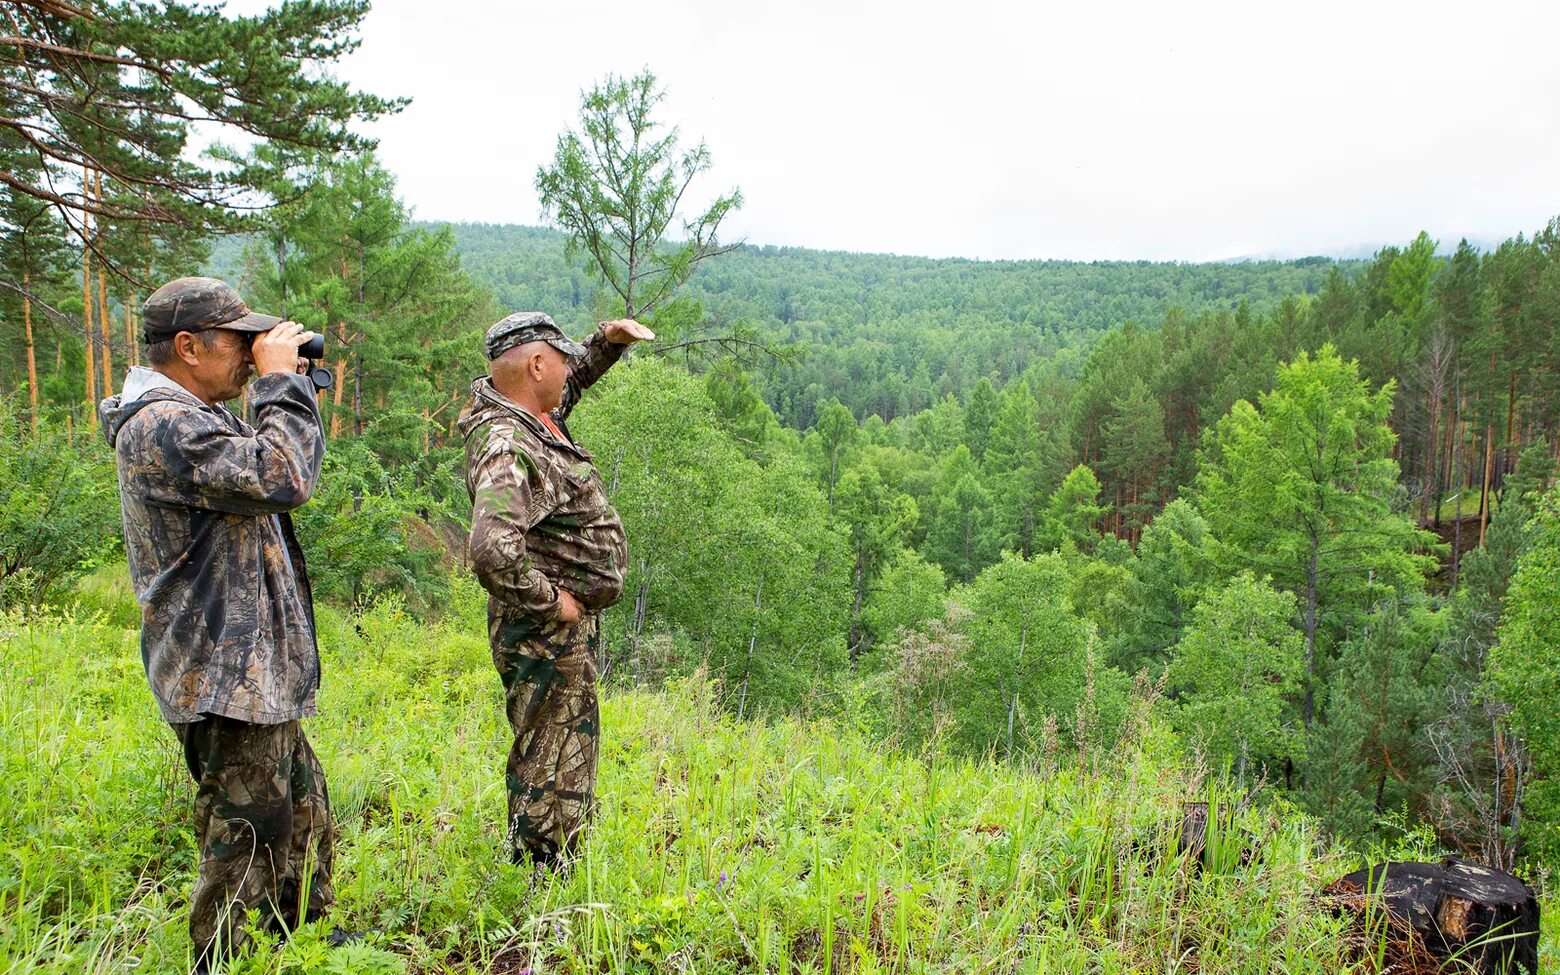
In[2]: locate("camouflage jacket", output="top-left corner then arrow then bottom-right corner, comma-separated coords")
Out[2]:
459,327 -> 628,637
101,368 -> 325,725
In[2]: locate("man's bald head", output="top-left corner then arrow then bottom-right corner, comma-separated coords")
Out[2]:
492,340 -> 570,415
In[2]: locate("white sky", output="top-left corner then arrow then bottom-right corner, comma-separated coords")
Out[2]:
237,0 -> 1558,261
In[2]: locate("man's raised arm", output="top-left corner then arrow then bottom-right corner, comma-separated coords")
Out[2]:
556,318 -> 655,419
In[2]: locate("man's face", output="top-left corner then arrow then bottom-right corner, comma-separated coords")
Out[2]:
189,328 -> 255,402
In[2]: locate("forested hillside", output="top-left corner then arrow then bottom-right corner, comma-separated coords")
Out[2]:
439,223 -> 1363,426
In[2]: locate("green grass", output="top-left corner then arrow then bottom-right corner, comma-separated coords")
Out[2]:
1,588 -> 1553,974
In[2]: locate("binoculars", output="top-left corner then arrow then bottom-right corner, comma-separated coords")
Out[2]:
299,334 -> 333,390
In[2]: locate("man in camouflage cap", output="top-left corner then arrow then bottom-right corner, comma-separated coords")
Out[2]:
459,311 -> 653,868
98,277 -> 333,971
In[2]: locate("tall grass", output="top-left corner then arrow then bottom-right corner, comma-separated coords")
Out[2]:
1,584 -> 1553,973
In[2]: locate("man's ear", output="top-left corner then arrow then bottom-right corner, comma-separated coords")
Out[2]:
174,331 -> 202,367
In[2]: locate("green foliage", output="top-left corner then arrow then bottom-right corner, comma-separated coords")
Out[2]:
860,547 -> 947,655
1040,464 -> 1105,553
574,358 -> 851,714
0,411 -> 121,608
1306,596 -> 1445,842
1487,483 -> 1560,865
1169,572 -> 1303,783
1195,346 -> 1438,725
2,0 -> 400,240
1105,499 -> 1214,674
983,379 -> 1067,557
293,441 -> 451,615
953,553 -> 1130,760
922,446 -> 1001,582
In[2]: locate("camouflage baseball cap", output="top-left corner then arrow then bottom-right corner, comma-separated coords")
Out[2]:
485,311 -> 587,360
142,276 -> 281,344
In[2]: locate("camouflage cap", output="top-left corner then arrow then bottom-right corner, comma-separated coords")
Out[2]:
485,312 -> 587,361
142,276 -> 281,344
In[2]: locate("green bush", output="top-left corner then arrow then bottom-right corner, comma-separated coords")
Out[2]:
0,408 -> 122,609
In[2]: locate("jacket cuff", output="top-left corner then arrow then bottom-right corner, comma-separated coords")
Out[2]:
250,371 -> 318,406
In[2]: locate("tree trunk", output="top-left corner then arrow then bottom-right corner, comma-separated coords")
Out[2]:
1006,622 -> 1028,761
330,320 -> 348,437
81,164 -> 96,425
1452,414 -> 1465,588
848,549 -> 866,661
1423,383 -> 1440,524
1479,423 -> 1495,546
352,353 -> 363,436
1302,535 -> 1319,728
95,170 -> 112,398
24,269 -> 37,431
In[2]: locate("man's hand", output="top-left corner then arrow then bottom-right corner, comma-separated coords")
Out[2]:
555,589 -> 584,625
601,319 -> 656,345
253,322 -> 319,377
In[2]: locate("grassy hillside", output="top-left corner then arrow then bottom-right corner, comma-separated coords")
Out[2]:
3,574 -> 1553,974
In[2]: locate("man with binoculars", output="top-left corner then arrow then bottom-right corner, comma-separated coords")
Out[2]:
99,276 -> 335,972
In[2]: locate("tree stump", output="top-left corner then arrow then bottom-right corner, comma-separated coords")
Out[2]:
1323,857 -> 1539,975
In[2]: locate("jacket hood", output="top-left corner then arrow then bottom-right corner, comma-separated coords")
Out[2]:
99,366 -> 206,447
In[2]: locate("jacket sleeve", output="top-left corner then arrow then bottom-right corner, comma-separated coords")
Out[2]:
554,325 -> 627,421
467,435 -> 562,619
137,372 -> 325,517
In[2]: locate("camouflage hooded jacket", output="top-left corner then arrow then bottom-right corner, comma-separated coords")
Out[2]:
459,327 -> 628,637
100,368 -> 324,725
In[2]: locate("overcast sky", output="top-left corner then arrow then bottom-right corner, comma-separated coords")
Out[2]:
245,0 -> 1558,261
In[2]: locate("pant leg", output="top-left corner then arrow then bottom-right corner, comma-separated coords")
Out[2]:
176,717 -> 335,964
494,614 -> 601,865
272,726 -> 334,931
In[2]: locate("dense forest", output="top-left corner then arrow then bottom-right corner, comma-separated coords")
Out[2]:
3,7 -> 1558,951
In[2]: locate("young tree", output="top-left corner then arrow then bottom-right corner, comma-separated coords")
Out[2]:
861,547 -> 947,655
984,379 -> 1067,557
835,464 -> 918,657
954,553 -> 1107,759
962,376 -> 999,460
535,70 -> 742,322
1168,572 -> 1303,785
1194,346 -> 1439,727
1039,464 -> 1106,553
1306,596 -> 1444,843
1098,377 -> 1168,539
923,446 -> 999,583
808,397 -> 858,506
1106,499 -> 1214,674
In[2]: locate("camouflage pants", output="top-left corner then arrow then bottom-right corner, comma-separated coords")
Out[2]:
494,613 -> 601,866
175,716 -> 334,965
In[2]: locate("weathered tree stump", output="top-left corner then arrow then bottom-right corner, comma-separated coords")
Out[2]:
1173,801 -> 1257,872
1324,857 -> 1539,975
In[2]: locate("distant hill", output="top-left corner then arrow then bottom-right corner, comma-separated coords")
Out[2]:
437,222 -> 1369,425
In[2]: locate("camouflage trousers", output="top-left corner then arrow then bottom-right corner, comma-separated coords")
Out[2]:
174,716 -> 334,966
494,613 -> 601,867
